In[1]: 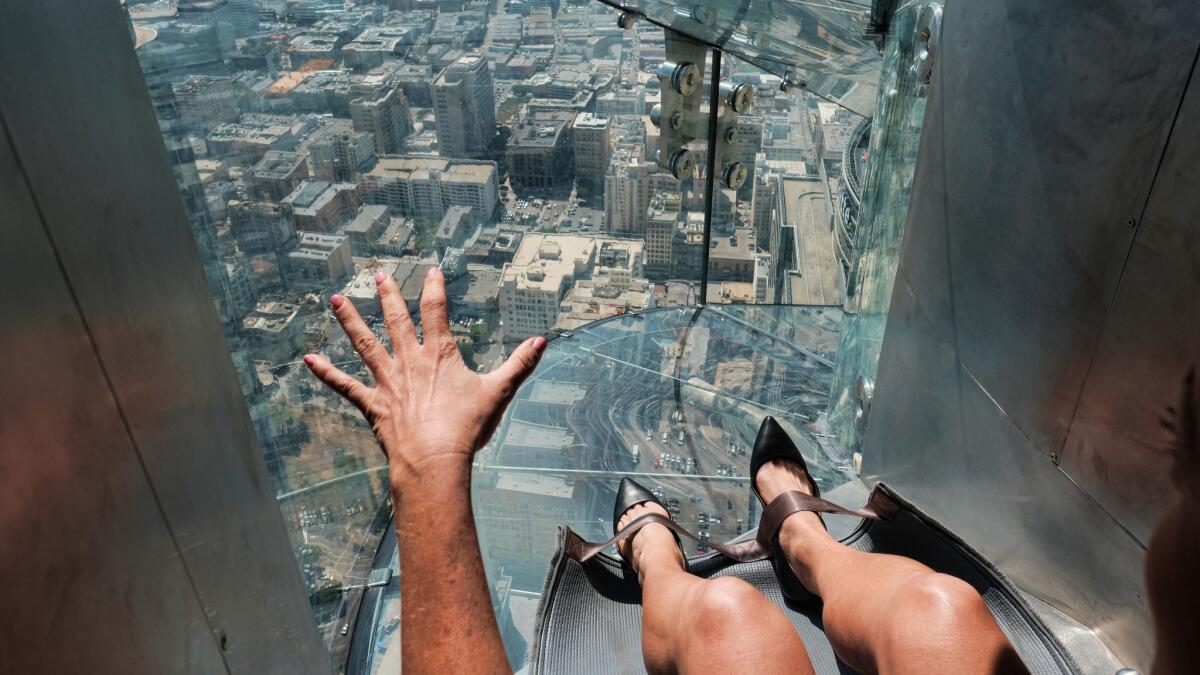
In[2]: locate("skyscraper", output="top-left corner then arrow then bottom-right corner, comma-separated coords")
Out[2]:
432,54 -> 497,159
351,86 -> 413,155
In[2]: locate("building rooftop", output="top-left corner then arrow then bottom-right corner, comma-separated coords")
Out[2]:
573,112 -> 609,130
365,155 -> 496,184
509,115 -> 572,149
493,472 -> 576,500
345,204 -> 390,234
252,151 -> 307,179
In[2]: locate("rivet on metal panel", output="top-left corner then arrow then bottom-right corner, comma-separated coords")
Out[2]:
1125,217 -> 1137,228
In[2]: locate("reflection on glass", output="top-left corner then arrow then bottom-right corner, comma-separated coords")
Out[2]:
595,0 -> 881,114
826,3 -> 931,459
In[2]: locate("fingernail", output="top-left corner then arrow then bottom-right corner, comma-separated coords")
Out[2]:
427,266 -> 439,277
533,336 -> 547,352
374,272 -> 386,285
330,295 -> 344,309
303,354 -> 316,366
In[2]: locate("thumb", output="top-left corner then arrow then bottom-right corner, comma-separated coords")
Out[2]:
490,336 -> 547,397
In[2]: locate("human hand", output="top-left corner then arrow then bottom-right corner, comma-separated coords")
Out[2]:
304,267 -> 546,485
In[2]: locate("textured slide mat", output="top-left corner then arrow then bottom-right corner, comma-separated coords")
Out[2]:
527,484 -> 1079,675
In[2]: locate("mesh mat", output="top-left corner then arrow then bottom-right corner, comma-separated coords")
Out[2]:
526,484 -> 1079,675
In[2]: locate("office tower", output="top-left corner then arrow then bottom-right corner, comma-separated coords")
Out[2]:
173,75 -> 239,131
644,192 -> 681,280
506,111 -> 575,193
604,148 -> 680,235
572,113 -> 609,201
228,200 -> 297,256
285,231 -> 354,290
351,86 -> 412,155
227,0 -> 259,37
247,151 -> 310,201
361,155 -> 499,221
308,129 -> 376,183
432,54 -> 497,159
176,0 -> 236,53
734,117 -> 764,198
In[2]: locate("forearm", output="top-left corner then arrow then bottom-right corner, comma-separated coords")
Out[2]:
391,456 -> 510,674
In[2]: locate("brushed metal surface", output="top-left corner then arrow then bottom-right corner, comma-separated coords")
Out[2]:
863,278 -> 1151,667
1059,59 -> 1200,543
860,0 -> 1200,668
0,2 -> 325,672
0,118 -> 227,673
895,0 -> 1200,455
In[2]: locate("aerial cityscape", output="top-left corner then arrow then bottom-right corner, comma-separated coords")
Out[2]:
123,0 -> 870,666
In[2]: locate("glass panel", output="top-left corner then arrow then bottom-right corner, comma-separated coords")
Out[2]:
473,305 -> 850,660
702,55 -> 872,309
826,1 -> 932,459
594,0 -> 881,114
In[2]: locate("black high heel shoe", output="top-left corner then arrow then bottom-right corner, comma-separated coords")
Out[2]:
610,477 -> 686,568
751,416 -> 883,603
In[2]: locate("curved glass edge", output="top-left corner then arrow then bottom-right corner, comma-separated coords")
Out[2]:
826,1 -> 931,457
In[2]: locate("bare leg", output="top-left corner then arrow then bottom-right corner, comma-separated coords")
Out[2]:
756,461 -> 1028,675
618,501 -> 816,675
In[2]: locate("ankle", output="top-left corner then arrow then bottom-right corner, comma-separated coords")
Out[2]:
777,511 -> 825,564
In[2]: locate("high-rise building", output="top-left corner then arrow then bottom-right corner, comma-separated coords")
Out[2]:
752,165 -> 778,250
350,86 -> 412,155
734,117 -> 764,198
361,155 -> 499,221
228,200 -> 297,256
604,148 -> 679,235
506,111 -> 575,194
308,129 -> 376,183
644,192 -> 681,280
227,0 -> 259,37
572,113 -> 609,200
176,0 -> 236,53
282,180 -> 361,232
173,75 -> 240,131
285,231 -> 354,290
432,54 -> 496,159
247,151 -> 310,201
499,233 -> 643,342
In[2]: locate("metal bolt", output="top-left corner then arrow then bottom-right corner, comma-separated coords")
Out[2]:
617,13 -> 637,29
724,126 -> 736,143
721,162 -> 748,190
668,149 -> 695,180
669,111 -> 683,130
649,104 -> 662,128
1125,217 -> 1137,228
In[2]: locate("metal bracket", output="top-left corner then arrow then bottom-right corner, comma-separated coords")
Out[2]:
650,30 -> 754,188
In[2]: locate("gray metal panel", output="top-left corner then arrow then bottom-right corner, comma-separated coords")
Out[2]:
0,117 -> 226,674
894,0 -> 1200,455
0,2 -> 325,672
1059,60 -> 1200,543
863,277 -> 1150,667
860,1 -> 1200,668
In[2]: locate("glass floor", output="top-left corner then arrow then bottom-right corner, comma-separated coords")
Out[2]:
352,304 -> 854,669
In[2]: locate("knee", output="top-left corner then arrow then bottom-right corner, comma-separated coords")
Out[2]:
689,577 -> 766,634
892,573 -> 989,634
